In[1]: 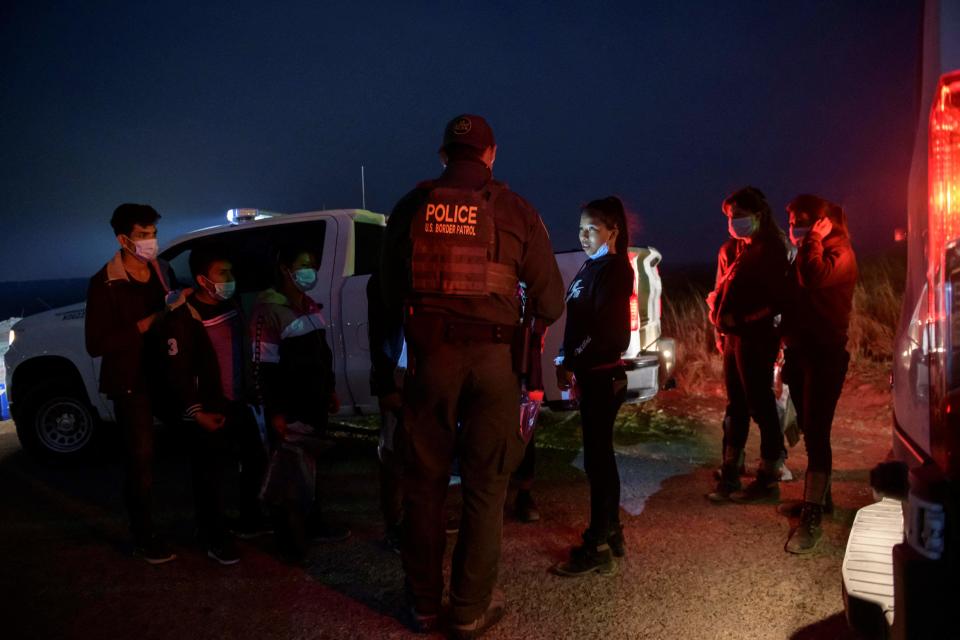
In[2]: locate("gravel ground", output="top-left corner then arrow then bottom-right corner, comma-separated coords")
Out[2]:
0,371 -> 890,640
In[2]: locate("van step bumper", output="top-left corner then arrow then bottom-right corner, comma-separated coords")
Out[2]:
842,497 -> 902,630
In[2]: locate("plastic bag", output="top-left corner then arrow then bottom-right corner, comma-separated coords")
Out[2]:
519,390 -> 543,444
260,421 -> 322,512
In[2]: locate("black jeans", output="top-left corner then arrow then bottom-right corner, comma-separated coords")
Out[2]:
781,345 -> 850,474
189,402 -> 268,542
721,331 -> 784,463
577,366 -> 627,538
113,392 -> 156,542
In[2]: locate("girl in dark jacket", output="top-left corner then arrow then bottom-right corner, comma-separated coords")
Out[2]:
780,194 -> 857,554
707,187 -> 790,503
552,196 -> 634,577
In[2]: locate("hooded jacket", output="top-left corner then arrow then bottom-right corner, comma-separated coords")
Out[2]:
249,287 -> 335,428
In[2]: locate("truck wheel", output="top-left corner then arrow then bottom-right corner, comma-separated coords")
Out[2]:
15,380 -> 99,462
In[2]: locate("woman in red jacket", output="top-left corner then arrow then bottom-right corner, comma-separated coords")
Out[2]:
707,187 -> 790,503
780,194 -> 857,554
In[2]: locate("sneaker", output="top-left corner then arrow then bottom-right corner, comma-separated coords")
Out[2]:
384,524 -> 402,555
706,479 -> 741,503
551,541 -> 617,577
785,503 -> 824,554
309,521 -> 351,544
450,594 -> 505,639
607,526 -> 626,558
514,490 -> 540,523
229,514 -> 274,539
408,608 -> 441,634
207,538 -> 241,565
133,535 -> 177,565
445,512 -> 460,535
730,475 -> 780,504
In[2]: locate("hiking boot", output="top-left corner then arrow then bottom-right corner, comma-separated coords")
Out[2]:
777,491 -> 834,518
450,593 -> 505,639
552,538 -> 617,577
706,477 -> 741,502
785,502 -> 823,554
207,537 -> 241,565
607,525 -> 626,558
729,476 -> 780,504
133,534 -> 177,565
514,490 -> 540,523
730,460 -> 782,504
707,446 -> 744,502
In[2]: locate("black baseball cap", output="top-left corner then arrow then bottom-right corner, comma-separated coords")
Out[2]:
440,114 -> 495,152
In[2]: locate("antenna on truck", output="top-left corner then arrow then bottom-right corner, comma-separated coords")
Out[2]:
361,165 -> 367,210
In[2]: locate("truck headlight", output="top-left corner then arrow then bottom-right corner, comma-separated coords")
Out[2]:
7,329 -> 14,346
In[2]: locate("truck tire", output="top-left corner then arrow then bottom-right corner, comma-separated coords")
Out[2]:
14,379 -> 99,462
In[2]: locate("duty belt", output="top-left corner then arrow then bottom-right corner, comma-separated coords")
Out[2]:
443,321 -> 518,344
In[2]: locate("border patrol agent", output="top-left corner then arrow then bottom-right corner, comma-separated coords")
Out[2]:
381,114 -> 564,638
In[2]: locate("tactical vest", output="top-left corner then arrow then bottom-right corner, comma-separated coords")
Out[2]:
410,183 -> 518,298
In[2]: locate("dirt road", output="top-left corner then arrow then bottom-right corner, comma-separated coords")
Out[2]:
0,369 -> 890,639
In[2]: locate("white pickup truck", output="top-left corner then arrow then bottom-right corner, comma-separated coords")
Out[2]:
4,207 -> 675,461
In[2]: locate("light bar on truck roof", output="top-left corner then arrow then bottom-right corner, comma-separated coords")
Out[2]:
226,208 -> 282,224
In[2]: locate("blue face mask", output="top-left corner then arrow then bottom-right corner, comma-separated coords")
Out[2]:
728,216 -> 758,239
208,279 -> 236,301
291,267 -> 317,291
588,244 -> 611,260
791,226 -> 811,245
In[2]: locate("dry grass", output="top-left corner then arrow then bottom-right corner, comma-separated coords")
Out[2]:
661,248 -> 905,395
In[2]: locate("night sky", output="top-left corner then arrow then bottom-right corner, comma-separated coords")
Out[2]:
1,1 -> 922,282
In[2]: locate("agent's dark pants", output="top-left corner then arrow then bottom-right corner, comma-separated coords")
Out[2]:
379,409 -> 405,529
578,367 -> 627,538
512,439 -> 536,492
721,331 -> 784,463
113,392 -> 156,542
782,345 -> 850,474
402,320 -> 524,625
189,402 -> 268,542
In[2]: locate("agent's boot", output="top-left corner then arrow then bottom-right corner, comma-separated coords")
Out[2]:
730,458 -> 781,504
707,446 -> 744,503
785,471 -> 830,554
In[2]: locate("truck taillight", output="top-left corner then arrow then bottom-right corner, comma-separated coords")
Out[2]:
930,73 -> 960,390
929,72 -> 960,269
628,250 -> 640,331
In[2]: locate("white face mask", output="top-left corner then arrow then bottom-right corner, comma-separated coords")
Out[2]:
202,277 -> 236,301
728,216 -> 758,239
588,243 -> 611,260
291,267 -> 317,291
129,238 -> 159,261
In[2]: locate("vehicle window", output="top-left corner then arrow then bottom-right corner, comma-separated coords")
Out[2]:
161,220 -> 327,294
353,222 -> 384,275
